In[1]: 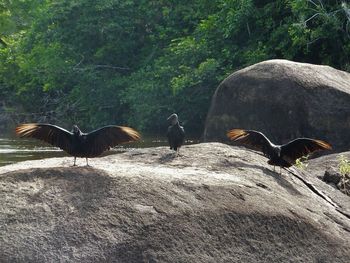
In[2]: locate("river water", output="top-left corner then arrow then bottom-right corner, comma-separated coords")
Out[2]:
0,136 -> 196,167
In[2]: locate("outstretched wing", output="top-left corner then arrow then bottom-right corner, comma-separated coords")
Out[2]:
281,138 -> 332,164
15,123 -> 73,152
227,129 -> 273,154
84,125 -> 141,156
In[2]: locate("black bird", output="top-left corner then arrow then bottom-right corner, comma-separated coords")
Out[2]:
16,123 -> 141,166
167,113 -> 185,156
227,129 -> 331,171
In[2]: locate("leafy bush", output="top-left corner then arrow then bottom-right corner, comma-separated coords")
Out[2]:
1,0 -> 350,134
295,155 -> 309,170
338,155 -> 350,175
337,155 -> 350,195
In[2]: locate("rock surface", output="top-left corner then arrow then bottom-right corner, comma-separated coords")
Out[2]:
307,151 -> 350,199
203,59 -> 350,151
0,143 -> 350,262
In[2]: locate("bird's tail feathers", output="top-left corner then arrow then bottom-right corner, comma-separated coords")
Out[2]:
314,139 -> 332,150
227,129 -> 248,141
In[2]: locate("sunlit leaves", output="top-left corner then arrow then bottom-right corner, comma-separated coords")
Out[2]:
1,0 -> 349,133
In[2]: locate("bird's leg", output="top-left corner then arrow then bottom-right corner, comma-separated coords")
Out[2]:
273,166 -> 275,172
86,158 -> 90,166
73,157 -> 77,166
279,167 -> 282,175
176,148 -> 180,157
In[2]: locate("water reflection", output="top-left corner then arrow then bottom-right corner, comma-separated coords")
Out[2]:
0,136 -> 198,166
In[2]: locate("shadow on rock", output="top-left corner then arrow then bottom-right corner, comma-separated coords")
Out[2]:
158,153 -> 177,163
104,211 -> 347,263
265,168 -> 302,196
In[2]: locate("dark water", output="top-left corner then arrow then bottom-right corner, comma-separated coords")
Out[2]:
0,136 -> 198,167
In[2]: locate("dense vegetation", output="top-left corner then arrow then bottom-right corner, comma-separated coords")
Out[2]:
1,0 -> 349,136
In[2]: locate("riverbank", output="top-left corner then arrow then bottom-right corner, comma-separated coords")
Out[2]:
0,136 -> 200,167
0,143 -> 349,262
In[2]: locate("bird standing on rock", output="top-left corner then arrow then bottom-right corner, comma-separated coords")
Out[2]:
167,113 -> 185,156
16,123 -> 141,166
227,129 -> 332,173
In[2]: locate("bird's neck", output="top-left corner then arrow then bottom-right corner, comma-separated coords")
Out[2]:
273,145 -> 281,157
265,144 -> 281,159
74,130 -> 82,136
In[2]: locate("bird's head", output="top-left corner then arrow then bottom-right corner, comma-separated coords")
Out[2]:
72,125 -> 81,135
167,113 -> 179,125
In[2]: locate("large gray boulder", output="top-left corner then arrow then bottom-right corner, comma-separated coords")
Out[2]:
203,59 -> 350,151
0,143 -> 350,262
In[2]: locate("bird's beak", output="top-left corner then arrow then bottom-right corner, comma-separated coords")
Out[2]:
167,113 -> 177,121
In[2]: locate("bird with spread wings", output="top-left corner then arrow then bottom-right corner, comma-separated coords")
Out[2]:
16,123 -> 141,166
227,129 -> 332,172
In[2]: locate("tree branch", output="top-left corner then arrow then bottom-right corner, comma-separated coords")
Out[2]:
73,64 -> 131,72
0,37 -> 8,47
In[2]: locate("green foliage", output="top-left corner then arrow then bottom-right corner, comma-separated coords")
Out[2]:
338,155 -> 350,176
288,0 -> 350,68
295,155 -> 309,170
338,155 -> 350,195
1,0 -> 350,135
